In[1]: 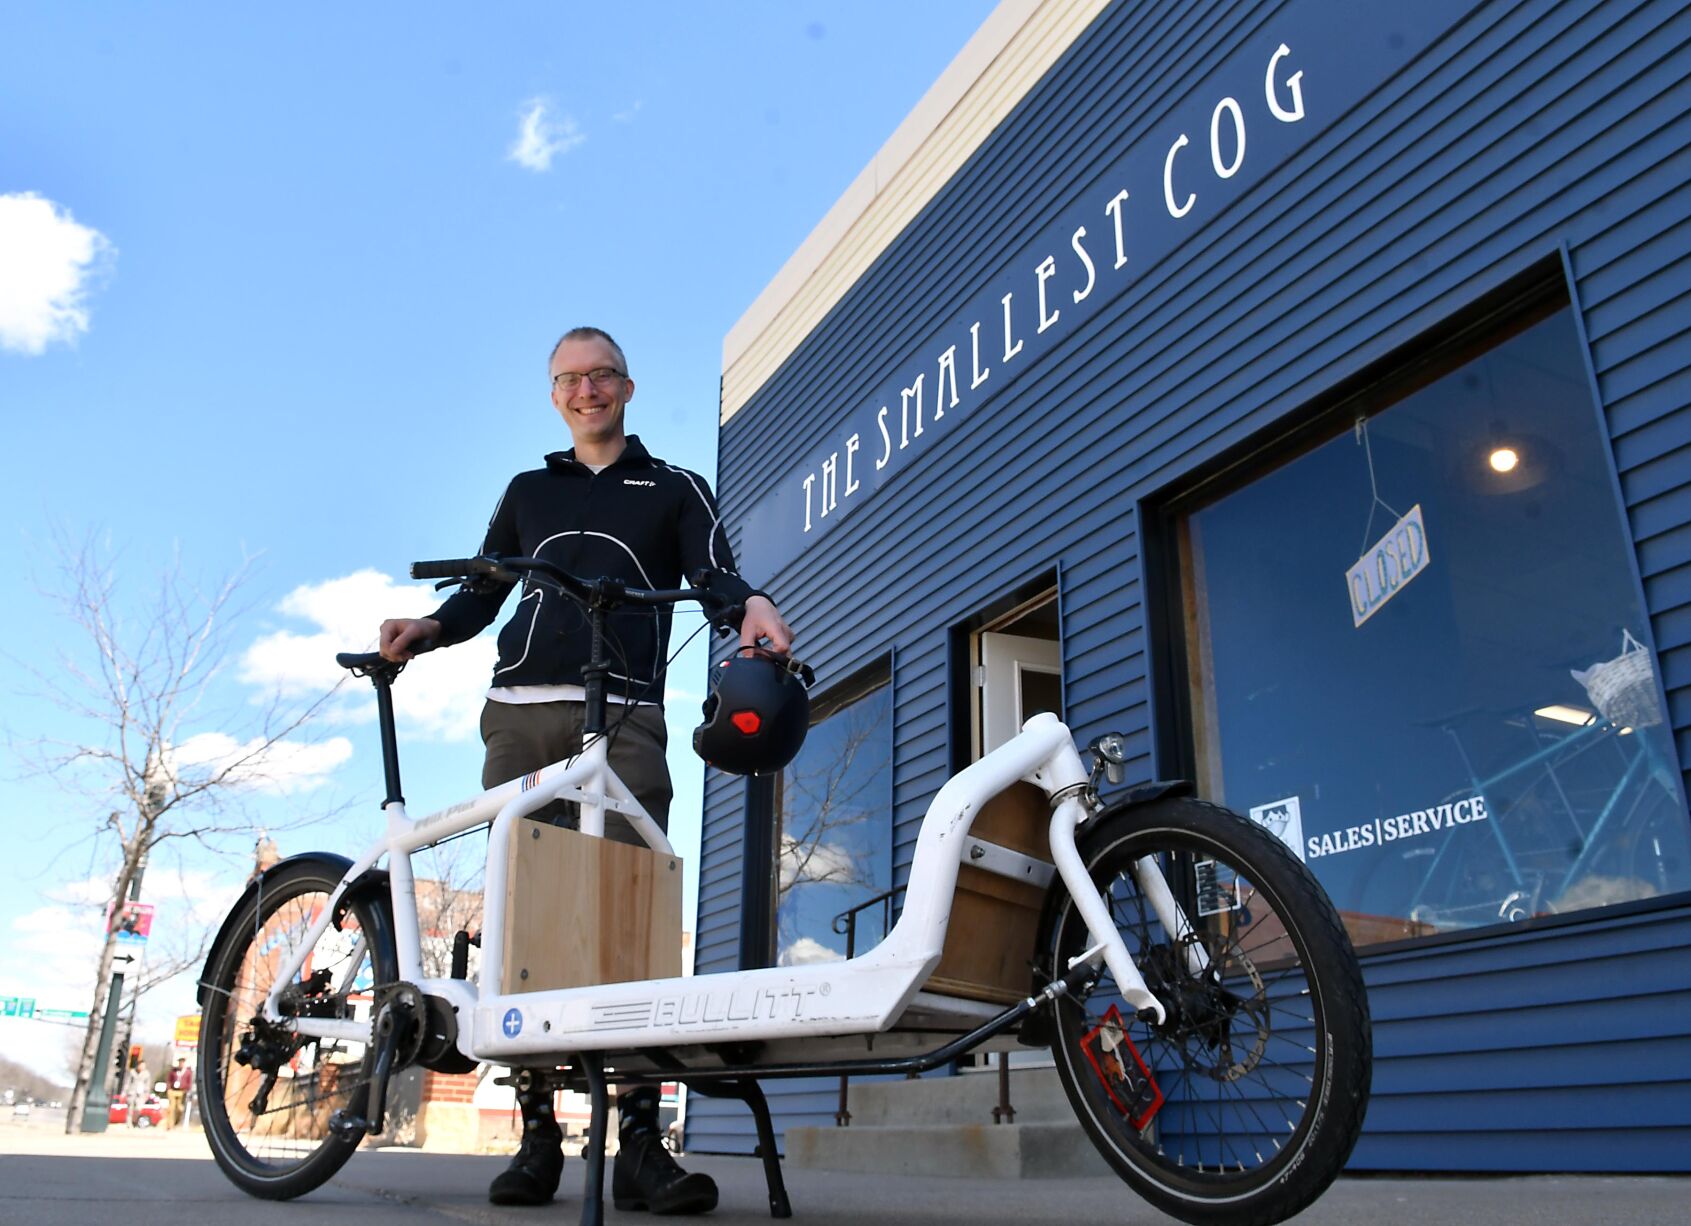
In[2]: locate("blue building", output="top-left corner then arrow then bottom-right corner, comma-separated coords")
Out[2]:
690,0 -> 1691,1170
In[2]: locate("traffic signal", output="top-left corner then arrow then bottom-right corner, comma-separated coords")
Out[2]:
128,1045 -> 142,1072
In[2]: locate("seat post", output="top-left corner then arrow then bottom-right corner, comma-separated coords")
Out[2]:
372,671 -> 405,807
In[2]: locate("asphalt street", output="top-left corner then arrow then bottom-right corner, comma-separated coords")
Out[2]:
1,1120 -> 1685,1226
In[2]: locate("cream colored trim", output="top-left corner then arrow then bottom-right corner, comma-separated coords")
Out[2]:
721,0 -> 1112,426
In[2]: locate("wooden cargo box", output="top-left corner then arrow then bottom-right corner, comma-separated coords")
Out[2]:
500,820 -> 683,995
926,782 -> 1054,1005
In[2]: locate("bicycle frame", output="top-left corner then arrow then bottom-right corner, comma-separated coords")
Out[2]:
259,711 -> 1181,1070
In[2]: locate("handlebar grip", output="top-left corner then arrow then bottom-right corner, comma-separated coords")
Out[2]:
410,558 -> 476,580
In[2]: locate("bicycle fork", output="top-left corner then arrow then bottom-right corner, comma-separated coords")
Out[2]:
1048,796 -> 1208,1026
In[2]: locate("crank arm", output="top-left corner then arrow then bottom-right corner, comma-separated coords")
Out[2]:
327,998 -> 405,1141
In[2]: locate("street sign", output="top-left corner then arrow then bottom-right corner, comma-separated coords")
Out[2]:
35,1008 -> 90,1021
173,1014 -> 201,1047
1,996 -> 37,1018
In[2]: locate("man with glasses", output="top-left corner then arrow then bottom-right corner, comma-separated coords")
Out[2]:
379,325 -> 791,1213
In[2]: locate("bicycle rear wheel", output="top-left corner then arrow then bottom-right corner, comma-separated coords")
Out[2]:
1046,798 -> 1371,1226
198,858 -> 396,1199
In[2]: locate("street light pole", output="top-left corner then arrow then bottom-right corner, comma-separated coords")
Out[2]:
78,848 -> 147,1134
78,956 -> 131,1133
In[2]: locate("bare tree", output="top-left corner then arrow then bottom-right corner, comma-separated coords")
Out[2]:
774,696 -> 893,961
415,834 -> 487,979
16,535 -> 344,1133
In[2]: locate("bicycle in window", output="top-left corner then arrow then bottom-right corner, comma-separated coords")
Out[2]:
195,554 -> 1372,1226
1404,692 -> 1685,933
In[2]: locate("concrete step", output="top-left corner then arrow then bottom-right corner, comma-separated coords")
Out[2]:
785,1119 -> 1109,1180
786,1067 -> 1108,1179
837,1067 -> 1073,1127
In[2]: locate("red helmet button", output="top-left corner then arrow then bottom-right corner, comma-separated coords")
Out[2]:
730,710 -> 762,735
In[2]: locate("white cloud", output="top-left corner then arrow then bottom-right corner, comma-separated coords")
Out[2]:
777,835 -> 858,891
169,730 -> 353,795
44,876 -> 110,907
507,98 -> 585,171
1,868 -> 246,1084
0,192 -> 114,355
142,866 -> 245,929
241,569 -> 497,742
613,101 -> 643,124
779,937 -> 843,966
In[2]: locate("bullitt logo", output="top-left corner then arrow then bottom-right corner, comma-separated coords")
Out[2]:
502,1008 -> 523,1038
591,984 -> 826,1031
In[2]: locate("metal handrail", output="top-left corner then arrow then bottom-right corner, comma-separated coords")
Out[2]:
829,884 -> 904,940
829,885 -> 905,1125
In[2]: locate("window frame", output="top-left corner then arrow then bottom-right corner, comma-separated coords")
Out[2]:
1140,256 -> 1690,956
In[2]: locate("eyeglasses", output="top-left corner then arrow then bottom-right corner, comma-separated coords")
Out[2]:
553,367 -> 627,392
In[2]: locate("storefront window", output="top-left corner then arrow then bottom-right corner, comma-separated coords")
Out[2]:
774,676 -> 893,965
1182,306 -> 1689,948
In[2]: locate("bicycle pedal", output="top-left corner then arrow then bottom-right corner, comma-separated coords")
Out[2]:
327,1109 -> 372,1141
1080,1005 -> 1165,1131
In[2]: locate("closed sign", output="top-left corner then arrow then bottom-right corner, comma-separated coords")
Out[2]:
1347,504 -> 1429,627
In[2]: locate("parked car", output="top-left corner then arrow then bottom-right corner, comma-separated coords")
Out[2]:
109,1093 -> 165,1127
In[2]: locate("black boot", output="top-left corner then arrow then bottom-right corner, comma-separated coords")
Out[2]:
489,1079 -> 565,1206
612,1086 -> 717,1215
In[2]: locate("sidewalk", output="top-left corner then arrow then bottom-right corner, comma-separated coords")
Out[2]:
3,1122 -> 1685,1226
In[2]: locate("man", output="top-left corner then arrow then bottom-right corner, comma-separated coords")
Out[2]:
379,326 -> 790,1213
123,1058 -> 150,1128
165,1057 -> 192,1130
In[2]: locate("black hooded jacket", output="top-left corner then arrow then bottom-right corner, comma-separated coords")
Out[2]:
428,436 -> 760,701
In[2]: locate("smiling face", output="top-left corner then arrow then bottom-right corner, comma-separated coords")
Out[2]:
550,334 -> 634,459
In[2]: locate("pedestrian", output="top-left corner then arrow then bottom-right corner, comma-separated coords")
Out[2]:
124,1060 -> 150,1128
165,1056 -> 192,1129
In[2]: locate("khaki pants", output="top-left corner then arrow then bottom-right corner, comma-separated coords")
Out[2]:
479,699 -> 671,845
166,1089 -> 186,1129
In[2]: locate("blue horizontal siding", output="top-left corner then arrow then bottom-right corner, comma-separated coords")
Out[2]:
694,0 -> 1691,1168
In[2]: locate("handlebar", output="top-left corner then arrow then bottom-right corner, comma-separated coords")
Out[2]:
409,558 -> 479,581
407,554 -> 743,623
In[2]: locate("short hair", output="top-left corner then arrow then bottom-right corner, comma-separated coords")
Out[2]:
549,326 -> 628,376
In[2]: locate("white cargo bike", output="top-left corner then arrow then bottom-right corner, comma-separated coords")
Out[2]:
196,555 -> 1371,1226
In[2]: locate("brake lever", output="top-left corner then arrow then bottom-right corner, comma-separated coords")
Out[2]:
713,603 -> 746,637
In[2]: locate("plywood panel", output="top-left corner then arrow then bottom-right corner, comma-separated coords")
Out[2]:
927,783 -> 1051,1004
501,820 -> 682,994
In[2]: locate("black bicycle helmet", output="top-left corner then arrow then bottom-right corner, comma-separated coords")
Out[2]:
692,649 -> 813,776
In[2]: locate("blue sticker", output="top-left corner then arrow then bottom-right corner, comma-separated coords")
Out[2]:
502,1007 -> 523,1038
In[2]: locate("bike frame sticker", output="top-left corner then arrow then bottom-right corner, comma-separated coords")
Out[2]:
502,1007 -> 523,1038
1081,1004 -> 1164,1131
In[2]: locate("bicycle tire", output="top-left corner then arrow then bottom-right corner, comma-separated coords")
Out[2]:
1045,797 -> 1371,1226
198,858 -> 397,1200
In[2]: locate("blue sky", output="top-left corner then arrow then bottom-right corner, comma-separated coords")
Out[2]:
0,1 -> 995,1081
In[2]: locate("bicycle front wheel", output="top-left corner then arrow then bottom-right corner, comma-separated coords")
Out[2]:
198,858 -> 396,1199
1047,798 -> 1371,1226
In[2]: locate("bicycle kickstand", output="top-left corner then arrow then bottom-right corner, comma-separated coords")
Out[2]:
578,1054 -> 610,1226
684,1077 -> 792,1219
